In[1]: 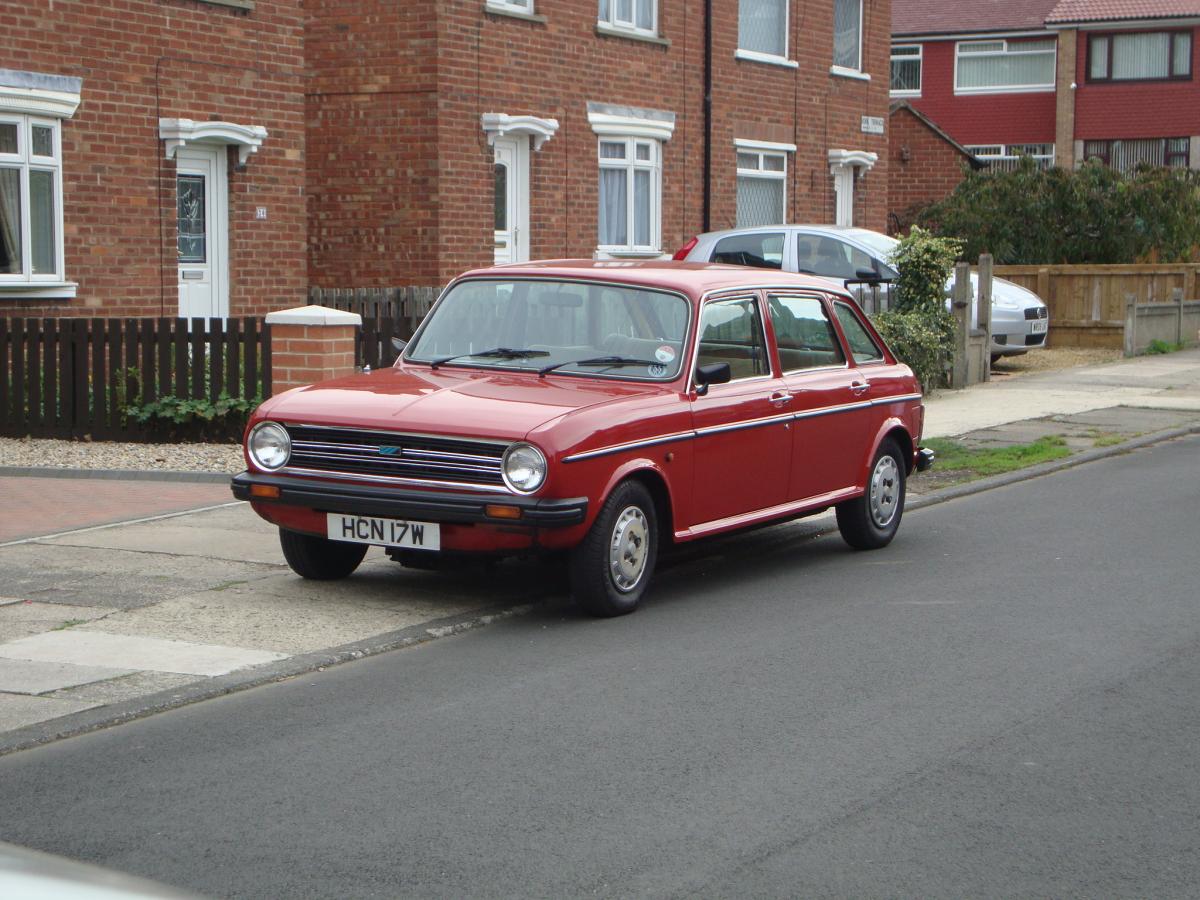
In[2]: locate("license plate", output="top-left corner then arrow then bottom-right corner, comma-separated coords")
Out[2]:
327,514 -> 440,550
1032,319 -> 1048,334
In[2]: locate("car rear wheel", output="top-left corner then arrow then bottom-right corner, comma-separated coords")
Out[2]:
836,438 -> 905,550
279,528 -> 368,580
569,480 -> 658,617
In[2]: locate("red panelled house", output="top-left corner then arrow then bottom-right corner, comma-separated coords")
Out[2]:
888,0 -> 1200,213
0,0 -> 892,319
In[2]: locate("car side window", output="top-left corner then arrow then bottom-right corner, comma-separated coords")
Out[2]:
797,236 -> 875,280
710,233 -> 784,270
696,296 -> 768,381
833,302 -> 885,364
768,295 -> 846,372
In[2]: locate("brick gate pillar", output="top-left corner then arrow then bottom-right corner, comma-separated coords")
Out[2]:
264,305 -> 362,396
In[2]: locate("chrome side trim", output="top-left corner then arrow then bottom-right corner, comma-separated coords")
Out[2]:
695,412 -> 794,437
792,400 -> 873,421
278,467 -> 514,494
562,430 -> 696,463
871,392 -> 923,406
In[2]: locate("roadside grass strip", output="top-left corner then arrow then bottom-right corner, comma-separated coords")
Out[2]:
924,435 -> 1073,480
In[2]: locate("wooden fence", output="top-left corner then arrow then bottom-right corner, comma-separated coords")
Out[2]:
308,286 -> 442,369
992,264 -> 1200,348
0,317 -> 270,440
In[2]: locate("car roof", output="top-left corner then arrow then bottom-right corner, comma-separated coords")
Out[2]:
696,224 -> 883,240
453,259 -> 850,298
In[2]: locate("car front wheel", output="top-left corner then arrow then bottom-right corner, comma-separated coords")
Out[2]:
279,528 -> 368,580
836,438 -> 905,550
569,480 -> 658,617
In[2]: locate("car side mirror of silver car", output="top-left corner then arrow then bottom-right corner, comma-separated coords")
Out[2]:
391,337 -> 408,353
694,362 -> 732,396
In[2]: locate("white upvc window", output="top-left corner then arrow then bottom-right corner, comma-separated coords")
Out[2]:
965,142 -> 1055,171
890,44 -> 922,95
735,146 -> 787,227
0,115 -> 64,284
738,0 -> 791,64
486,0 -> 534,15
598,0 -> 657,37
597,137 -> 661,253
832,0 -> 864,73
955,38 -> 1056,94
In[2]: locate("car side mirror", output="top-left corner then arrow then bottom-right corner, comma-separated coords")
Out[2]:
854,267 -> 883,285
391,336 -> 408,353
694,361 -> 731,396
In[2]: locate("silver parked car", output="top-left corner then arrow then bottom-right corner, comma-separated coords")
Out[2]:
676,224 -> 1049,360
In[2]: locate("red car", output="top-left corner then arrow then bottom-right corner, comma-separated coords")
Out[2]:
232,261 -> 931,616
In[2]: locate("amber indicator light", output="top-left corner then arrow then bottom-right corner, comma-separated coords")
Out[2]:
485,504 -> 522,520
250,484 -> 281,499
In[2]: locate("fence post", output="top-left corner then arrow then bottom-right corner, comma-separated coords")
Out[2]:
1173,287 -> 1184,346
264,305 -> 362,396
1124,293 -> 1137,357
978,254 -> 993,381
952,262 -> 971,389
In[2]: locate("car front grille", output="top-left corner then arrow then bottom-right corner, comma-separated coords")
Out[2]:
284,425 -> 508,489
1025,307 -> 1049,320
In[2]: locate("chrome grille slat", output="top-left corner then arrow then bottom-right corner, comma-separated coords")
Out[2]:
283,426 -> 508,487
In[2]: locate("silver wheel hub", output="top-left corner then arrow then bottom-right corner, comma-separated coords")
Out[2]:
869,455 -> 900,528
609,506 -> 649,593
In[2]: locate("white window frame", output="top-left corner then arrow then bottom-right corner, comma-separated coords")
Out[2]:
965,142 -> 1055,170
736,0 -> 798,69
597,0 -> 658,39
0,115 -> 65,286
596,136 -> 661,255
890,44 -> 922,96
485,0 -> 535,16
734,140 -> 792,227
831,0 -> 865,77
954,38 -> 1056,95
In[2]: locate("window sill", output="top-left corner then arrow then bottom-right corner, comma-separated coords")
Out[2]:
595,23 -> 670,47
830,66 -> 870,81
194,0 -> 254,10
485,3 -> 547,24
0,282 -> 78,300
735,49 -> 799,69
953,86 -> 1054,95
889,90 -> 921,98
594,249 -> 667,260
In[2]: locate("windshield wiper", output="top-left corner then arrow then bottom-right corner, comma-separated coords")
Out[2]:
428,347 -> 550,370
537,355 -> 661,377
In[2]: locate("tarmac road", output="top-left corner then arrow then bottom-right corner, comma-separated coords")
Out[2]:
0,434 -> 1197,898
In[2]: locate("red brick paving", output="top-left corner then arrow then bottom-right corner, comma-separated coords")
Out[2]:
0,476 -> 233,543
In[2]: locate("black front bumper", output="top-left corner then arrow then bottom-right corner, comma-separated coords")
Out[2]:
231,472 -> 588,527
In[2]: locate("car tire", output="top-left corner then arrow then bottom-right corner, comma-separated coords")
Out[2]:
279,528 -> 368,580
569,480 -> 658,617
836,438 -> 905,551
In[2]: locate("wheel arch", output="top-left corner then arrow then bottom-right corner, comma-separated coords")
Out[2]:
599,460 -> 676,550
870,418 -> 915,474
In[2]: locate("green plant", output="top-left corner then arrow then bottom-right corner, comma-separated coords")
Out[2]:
124,391 -> 260,428
872,308 -> 955,393
1143,339 -> 1185,355
889,225 -> 963,315
923,435 -> 1071,478
53,619 -> 86,631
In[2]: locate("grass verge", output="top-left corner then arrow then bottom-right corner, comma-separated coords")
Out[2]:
923,435 -> 1072,480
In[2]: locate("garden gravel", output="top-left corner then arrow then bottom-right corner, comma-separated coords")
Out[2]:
0,437 -> 244,474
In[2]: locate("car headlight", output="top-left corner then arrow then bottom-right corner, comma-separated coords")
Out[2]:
502,443 -> 547,493
248,422 -> 291,471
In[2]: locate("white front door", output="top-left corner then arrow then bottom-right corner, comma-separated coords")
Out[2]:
176,146 -> 229,320
493,135 -> 529,264
831,165 -> 855,227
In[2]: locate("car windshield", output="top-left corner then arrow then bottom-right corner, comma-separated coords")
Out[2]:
846,229 -> 900,261
404,278 -> 691,381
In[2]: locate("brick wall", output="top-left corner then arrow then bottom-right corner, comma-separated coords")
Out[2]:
886,105 -> 974,233
0,0 -> 307,319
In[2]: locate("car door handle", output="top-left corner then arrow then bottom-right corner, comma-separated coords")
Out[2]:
850,380 -> 870,396
768,391 -> 793,406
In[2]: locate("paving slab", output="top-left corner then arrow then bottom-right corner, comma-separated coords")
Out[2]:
0,601 -> 116,641
0,631 -> 289,677
47,671 -> 199,706
0,658 -> 134,695
0,693 -> 101,732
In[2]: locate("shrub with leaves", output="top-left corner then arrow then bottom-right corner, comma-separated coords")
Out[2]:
889,226 -> 962,315
872,308 -> 955,393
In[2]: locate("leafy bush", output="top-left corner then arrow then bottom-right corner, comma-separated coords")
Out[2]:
872,308 -> 955,393
123,392 -> 260,441
918,158 -> 1200,264
889,226 -> 963,315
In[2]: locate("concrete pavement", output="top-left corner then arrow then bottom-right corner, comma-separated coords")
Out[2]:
0,347 -> 1197,752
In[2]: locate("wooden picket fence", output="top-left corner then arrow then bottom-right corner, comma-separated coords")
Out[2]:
0,317 -> 270,440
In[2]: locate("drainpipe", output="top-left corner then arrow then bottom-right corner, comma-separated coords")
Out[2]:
702,0 -> 712,232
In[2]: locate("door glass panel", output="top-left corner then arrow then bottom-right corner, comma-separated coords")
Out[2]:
0,124 -> 16,155
711,232 -> 783,269
31,125 -> 54,158
30,169 -> 55,275
0,167 -> 22,274
493,163 -> 508,231
769,296 -> 845,371
697,297 -> 767,379
177,174 -> 206,263
834,302 -> 884,363
801,236 -> 874,279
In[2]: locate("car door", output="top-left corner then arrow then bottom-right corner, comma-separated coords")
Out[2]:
794,232 -> 893,312
829,298 -> 898,476
687,293 -> 792,528
765,292 -> 866,500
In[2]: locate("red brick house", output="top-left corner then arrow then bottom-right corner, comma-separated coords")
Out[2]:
890,0 -> 1200,172
0,0 -> 307,319
886,101 -> 982,233
307,0 -> 893,288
